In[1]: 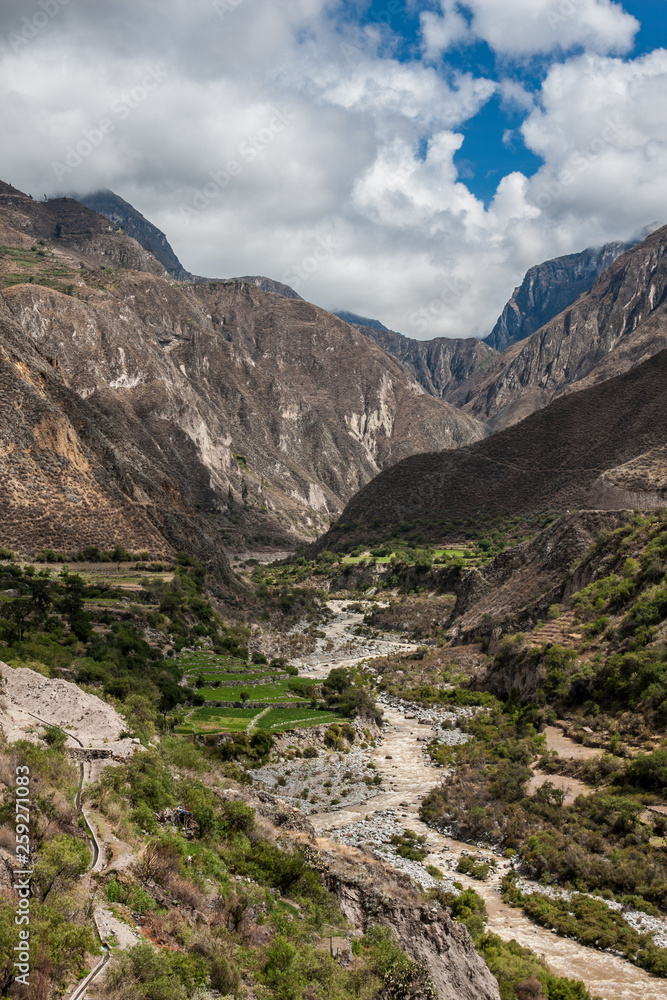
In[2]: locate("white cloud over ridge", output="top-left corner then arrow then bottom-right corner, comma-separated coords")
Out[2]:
0,0 -> 665,339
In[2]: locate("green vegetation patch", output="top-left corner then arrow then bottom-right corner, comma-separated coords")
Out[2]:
502,876 -> 667,977
256,707 -> 346,732
174,707 -> 258,734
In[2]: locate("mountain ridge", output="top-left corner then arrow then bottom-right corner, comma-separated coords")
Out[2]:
315,346 -> 667,551
0,182 -> 486,557
461,223 -> 667,430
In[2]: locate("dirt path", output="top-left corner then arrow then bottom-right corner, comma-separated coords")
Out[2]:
528,725 -> 603,804
309,704 -> 667,1000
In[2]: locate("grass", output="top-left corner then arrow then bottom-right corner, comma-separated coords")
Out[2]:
195,671 -> 276,683
175,704 -> 343,734
256,707 -> 345,732
339,546 -> 471,566
174,707 -> 258,734
197,682 -> 307,703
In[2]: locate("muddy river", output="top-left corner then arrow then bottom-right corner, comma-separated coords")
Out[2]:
295,599 -> 667,1000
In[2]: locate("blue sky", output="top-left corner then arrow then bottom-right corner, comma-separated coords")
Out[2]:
2,0 -> 667,337
353,0 -> 667,205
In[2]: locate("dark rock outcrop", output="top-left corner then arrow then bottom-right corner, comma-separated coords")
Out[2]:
322,865 -> 500,1000
76,188 -> 188,276
483,241 -> 635,353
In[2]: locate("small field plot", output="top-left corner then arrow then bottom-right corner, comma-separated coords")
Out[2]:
196,680 -> 307,703
179,653 -> 251,675
174,707 -> 257,734
256,708 -> 345,732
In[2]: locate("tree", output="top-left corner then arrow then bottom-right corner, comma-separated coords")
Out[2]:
0,598 -> 39,642
33,835 -> 90,901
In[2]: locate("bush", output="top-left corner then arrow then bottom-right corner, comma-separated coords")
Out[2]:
625,750 -> 667,795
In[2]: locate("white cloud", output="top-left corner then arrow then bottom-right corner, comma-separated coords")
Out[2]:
420,2 -> 472,62
0,0 -> 664,340
421,0 -> 639,58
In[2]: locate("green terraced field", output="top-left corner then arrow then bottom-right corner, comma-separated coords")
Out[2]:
174,706 -> 258,734
196,680 -> 307,703
175,703 -> 343,735
179,653 -> 249,674
256,708 -> 344,732
174,652 -> 342,733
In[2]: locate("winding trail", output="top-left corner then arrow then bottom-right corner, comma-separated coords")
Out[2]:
300,601 -> 667,1000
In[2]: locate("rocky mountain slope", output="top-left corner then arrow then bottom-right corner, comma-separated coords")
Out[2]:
76,188 -> 189,277
359,325 -> 498,401
449,509 -> 633,643
0,289 -> 236,581
340,240 -> 635,406
317,347 -> 667,550
483,240 -> 635,352
0,182 -> 486,556
462,225 -> 667,430
334,310 -> 389,331
78,189 -> 303,297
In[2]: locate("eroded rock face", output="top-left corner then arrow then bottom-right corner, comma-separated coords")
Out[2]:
450,511 -> 633,642
0,183 -> 487,548
589,446 -> 667,510
2,276 -> 486,542
322,867 -> 500,1000
463,226 -> 667,430
357,326 -> 498,403
0,293 -> 234,580
483,241 -> 634,353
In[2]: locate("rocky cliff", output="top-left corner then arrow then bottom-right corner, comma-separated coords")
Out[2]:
462,226 -> 667,430
483,240 -> 635,352
321,860 -> 500,1000
0,293 -> 235,581
76,188 -> 189,277
449,510 -> 633,643
358,326 -> 498,402
340,240 -> 633,404
0,183 -> 486,552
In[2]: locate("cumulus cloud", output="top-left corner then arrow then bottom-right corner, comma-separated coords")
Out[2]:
421,0 -> 639,58
0,0 -> 664,339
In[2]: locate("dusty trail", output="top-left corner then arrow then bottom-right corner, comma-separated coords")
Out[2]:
528,725 -> 603,804
298,603 -> 667,1000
